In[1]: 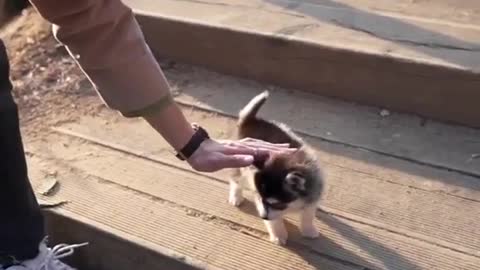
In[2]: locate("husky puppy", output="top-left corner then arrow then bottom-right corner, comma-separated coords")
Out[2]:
229,91 -> 324,245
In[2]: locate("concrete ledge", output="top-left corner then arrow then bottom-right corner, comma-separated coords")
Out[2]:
126,0 -> 480,128
43,209 -> 200,270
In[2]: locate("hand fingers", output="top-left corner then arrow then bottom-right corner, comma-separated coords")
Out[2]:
241,138 -> 291,148
221,144 -> 296,159
211,154 -> 254,170
250,143 -> 293,151
235,141 -> 293,151
257,146 -> 297,153
220,139 -> 289,148
240,139 -> 297,153
220,145 -> 256,155
219,139 -> 297,159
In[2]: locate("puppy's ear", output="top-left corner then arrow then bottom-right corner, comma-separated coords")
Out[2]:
253,152 -> 269,169
285,171 -> 306,193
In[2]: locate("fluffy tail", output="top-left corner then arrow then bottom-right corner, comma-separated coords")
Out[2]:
238,90 -> 269,125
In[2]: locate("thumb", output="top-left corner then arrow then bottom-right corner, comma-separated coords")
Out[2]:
215,154 -> 254,169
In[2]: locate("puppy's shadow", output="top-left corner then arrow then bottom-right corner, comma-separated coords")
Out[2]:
235,197 -> 299,229
234,199 -> 352,269
234,200 -> 417,269
235,198 -> 259,217
285,213 -> 420,270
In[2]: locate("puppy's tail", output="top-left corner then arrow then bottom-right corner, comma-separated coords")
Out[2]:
238,90 -> 269,125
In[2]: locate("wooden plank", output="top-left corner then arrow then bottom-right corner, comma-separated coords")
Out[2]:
55,106 -> 480,203
167,69 -> 480,177
49,58 -> 480,186
51,115 -> 480,254
29,156 -> 359,270
29,133 -> 480,270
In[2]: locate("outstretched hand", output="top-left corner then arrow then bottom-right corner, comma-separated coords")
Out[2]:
186,137 -> 295,172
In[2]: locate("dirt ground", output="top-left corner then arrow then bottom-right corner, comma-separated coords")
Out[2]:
0,8 -> 107,140
1,8 -> 185,144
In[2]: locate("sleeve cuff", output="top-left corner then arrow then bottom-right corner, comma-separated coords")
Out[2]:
121,93 -> 174,118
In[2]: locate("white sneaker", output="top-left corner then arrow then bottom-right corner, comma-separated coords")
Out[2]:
1,238 -> 88,270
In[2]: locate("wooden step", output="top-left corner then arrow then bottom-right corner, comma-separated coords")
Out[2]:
25,51 -> 480,270
30,152 -> 360,270
124,0 -> 480,128
29,131 -> 480,270
54,63 -> 480,190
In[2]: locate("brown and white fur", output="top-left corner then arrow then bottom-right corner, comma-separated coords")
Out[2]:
229,91 -> 324,245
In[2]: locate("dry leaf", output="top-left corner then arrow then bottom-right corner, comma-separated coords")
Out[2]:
37,177 -> 59,196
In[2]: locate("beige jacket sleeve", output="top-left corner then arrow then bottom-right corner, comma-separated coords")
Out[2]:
29,0 -> 173,117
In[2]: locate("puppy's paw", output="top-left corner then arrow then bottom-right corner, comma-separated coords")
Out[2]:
228,181 -> 244,207
269,233 -> 288,246
269,226 -> 288,245
300,225 -> 319,239
228,191 -> 244,207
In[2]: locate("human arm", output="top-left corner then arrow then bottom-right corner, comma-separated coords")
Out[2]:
28,0 -> 293,172
143,103 -> 293,172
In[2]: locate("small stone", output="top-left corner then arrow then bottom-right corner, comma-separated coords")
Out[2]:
420,118 -> 427,127
380,109 -> 390,117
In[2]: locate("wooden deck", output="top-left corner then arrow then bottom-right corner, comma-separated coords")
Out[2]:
27,63 -> 480,270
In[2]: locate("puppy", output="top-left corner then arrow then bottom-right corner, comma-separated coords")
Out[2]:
229,91 -> 324,245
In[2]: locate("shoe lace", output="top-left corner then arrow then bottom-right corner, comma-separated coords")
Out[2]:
38,242 -> 88,270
